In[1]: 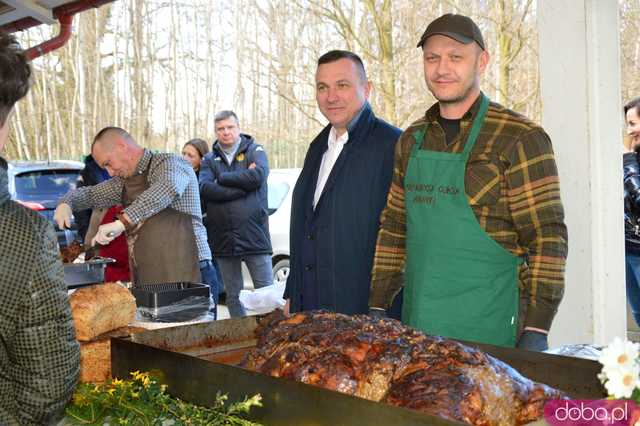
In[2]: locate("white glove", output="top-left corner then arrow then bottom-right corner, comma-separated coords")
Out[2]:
91,220 -> 125,246
53,203 -> 73,229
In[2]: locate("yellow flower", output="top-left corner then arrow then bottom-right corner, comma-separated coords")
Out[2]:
112,378 -> 124,387
72,393 -> 86,405
107,388 -> 116,396
92,385 -> 101,393
131,391 -> 140,399
130,370 -> 141,380
142,377 -> 151,388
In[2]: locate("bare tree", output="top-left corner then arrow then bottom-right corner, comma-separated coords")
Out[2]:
5,0 -> 637,169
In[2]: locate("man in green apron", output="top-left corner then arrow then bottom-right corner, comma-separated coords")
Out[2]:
55,128 -> 220,317
369,14 -> 567,350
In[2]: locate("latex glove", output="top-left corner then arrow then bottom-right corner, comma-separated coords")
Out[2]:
53,203 -> 73,229
368,307 -> 387,319
92,220 -> 125,246
516,330 -> 549,351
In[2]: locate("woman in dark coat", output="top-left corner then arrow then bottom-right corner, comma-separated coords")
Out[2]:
182,138 -> 210,179
75,154 -> 110,241
183,138 -> 210,215
185,138 -> 224,300
77,155 -> 130,281
624,97 -> 640,326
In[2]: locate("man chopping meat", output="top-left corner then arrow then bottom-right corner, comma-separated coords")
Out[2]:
368,14 -> 567,350
54,127 -> 219,313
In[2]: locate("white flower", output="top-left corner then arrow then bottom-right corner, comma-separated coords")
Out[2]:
599,337 -> 640,375
603,364 -> 640,398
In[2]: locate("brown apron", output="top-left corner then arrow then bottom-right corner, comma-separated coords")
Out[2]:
123,156 -> 201,285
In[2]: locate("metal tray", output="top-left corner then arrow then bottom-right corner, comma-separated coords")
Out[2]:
131,282 -> 209,308
112,316 -> 606,426
63,257 -> 115,289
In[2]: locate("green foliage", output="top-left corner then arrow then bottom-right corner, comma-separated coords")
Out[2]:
64,371 -> 263,425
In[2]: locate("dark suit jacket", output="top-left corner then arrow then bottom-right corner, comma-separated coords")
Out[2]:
286,104 -> 401,314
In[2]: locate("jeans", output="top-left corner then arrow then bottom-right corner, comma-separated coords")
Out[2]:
217,254 -> 273,317
199,259 -> 221,320
626,251 -> 640,327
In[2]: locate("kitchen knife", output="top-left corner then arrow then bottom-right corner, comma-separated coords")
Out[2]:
82,231 -> 116,259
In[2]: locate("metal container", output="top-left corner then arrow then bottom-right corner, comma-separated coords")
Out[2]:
131,282 -> 209,308
112,317 -> 606,426
131,282 -> 210,322
63,257 -> 115,289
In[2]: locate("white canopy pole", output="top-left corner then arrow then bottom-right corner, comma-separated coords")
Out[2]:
538,0 -> 625,346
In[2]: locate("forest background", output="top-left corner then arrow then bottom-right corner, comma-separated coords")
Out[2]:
5,0 -> 640,167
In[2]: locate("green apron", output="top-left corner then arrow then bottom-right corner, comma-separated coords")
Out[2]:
402,94 -> 521,347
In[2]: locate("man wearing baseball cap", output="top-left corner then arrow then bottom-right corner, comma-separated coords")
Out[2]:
369,13 -> 567,351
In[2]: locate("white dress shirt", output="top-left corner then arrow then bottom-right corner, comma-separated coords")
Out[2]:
313,127 -> 349,209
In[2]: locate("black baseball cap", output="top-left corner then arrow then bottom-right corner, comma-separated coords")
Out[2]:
416,13 -> 485,50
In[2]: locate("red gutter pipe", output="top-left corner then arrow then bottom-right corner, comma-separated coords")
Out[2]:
1,0 -> 117,60
24,14 -> 73,60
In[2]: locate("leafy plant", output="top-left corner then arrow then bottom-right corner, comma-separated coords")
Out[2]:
64,371 -> 263,425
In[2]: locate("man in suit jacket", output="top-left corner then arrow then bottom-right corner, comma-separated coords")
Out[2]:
285,50 -> 401,315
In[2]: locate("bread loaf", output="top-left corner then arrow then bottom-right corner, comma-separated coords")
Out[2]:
80,339 -> 111,383
70,282 -> 136,341
79,326 -> 146,383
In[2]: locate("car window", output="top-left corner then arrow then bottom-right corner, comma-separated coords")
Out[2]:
268,181 -> 290,214
14,170 -> 79,195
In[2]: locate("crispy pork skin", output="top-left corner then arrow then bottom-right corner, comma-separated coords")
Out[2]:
242,310 -> 564,426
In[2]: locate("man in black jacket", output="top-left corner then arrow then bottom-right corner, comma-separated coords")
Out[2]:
199,110 -> 273,317
0,32 -> 80,425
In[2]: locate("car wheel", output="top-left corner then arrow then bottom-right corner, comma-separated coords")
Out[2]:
273,258 -> 290,286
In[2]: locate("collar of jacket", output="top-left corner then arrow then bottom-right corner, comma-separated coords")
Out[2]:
425,91 -> 485,125
346,102 -> 369,133
309,102 -> 376,153
132,149 -> 153,176
213,133 -> 255,156
0,157 -> 10,204
341,101 -> 374,146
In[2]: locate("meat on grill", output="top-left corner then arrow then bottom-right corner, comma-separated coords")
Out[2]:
242,310 -> 564,426
60,240 -> 83,263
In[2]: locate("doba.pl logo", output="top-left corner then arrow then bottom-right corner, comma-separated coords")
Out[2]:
544,400 -> 640,425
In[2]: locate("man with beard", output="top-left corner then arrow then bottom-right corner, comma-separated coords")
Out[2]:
368,14 -> 567,351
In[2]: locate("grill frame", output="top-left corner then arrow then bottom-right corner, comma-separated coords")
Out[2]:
112,316 -> 606,426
